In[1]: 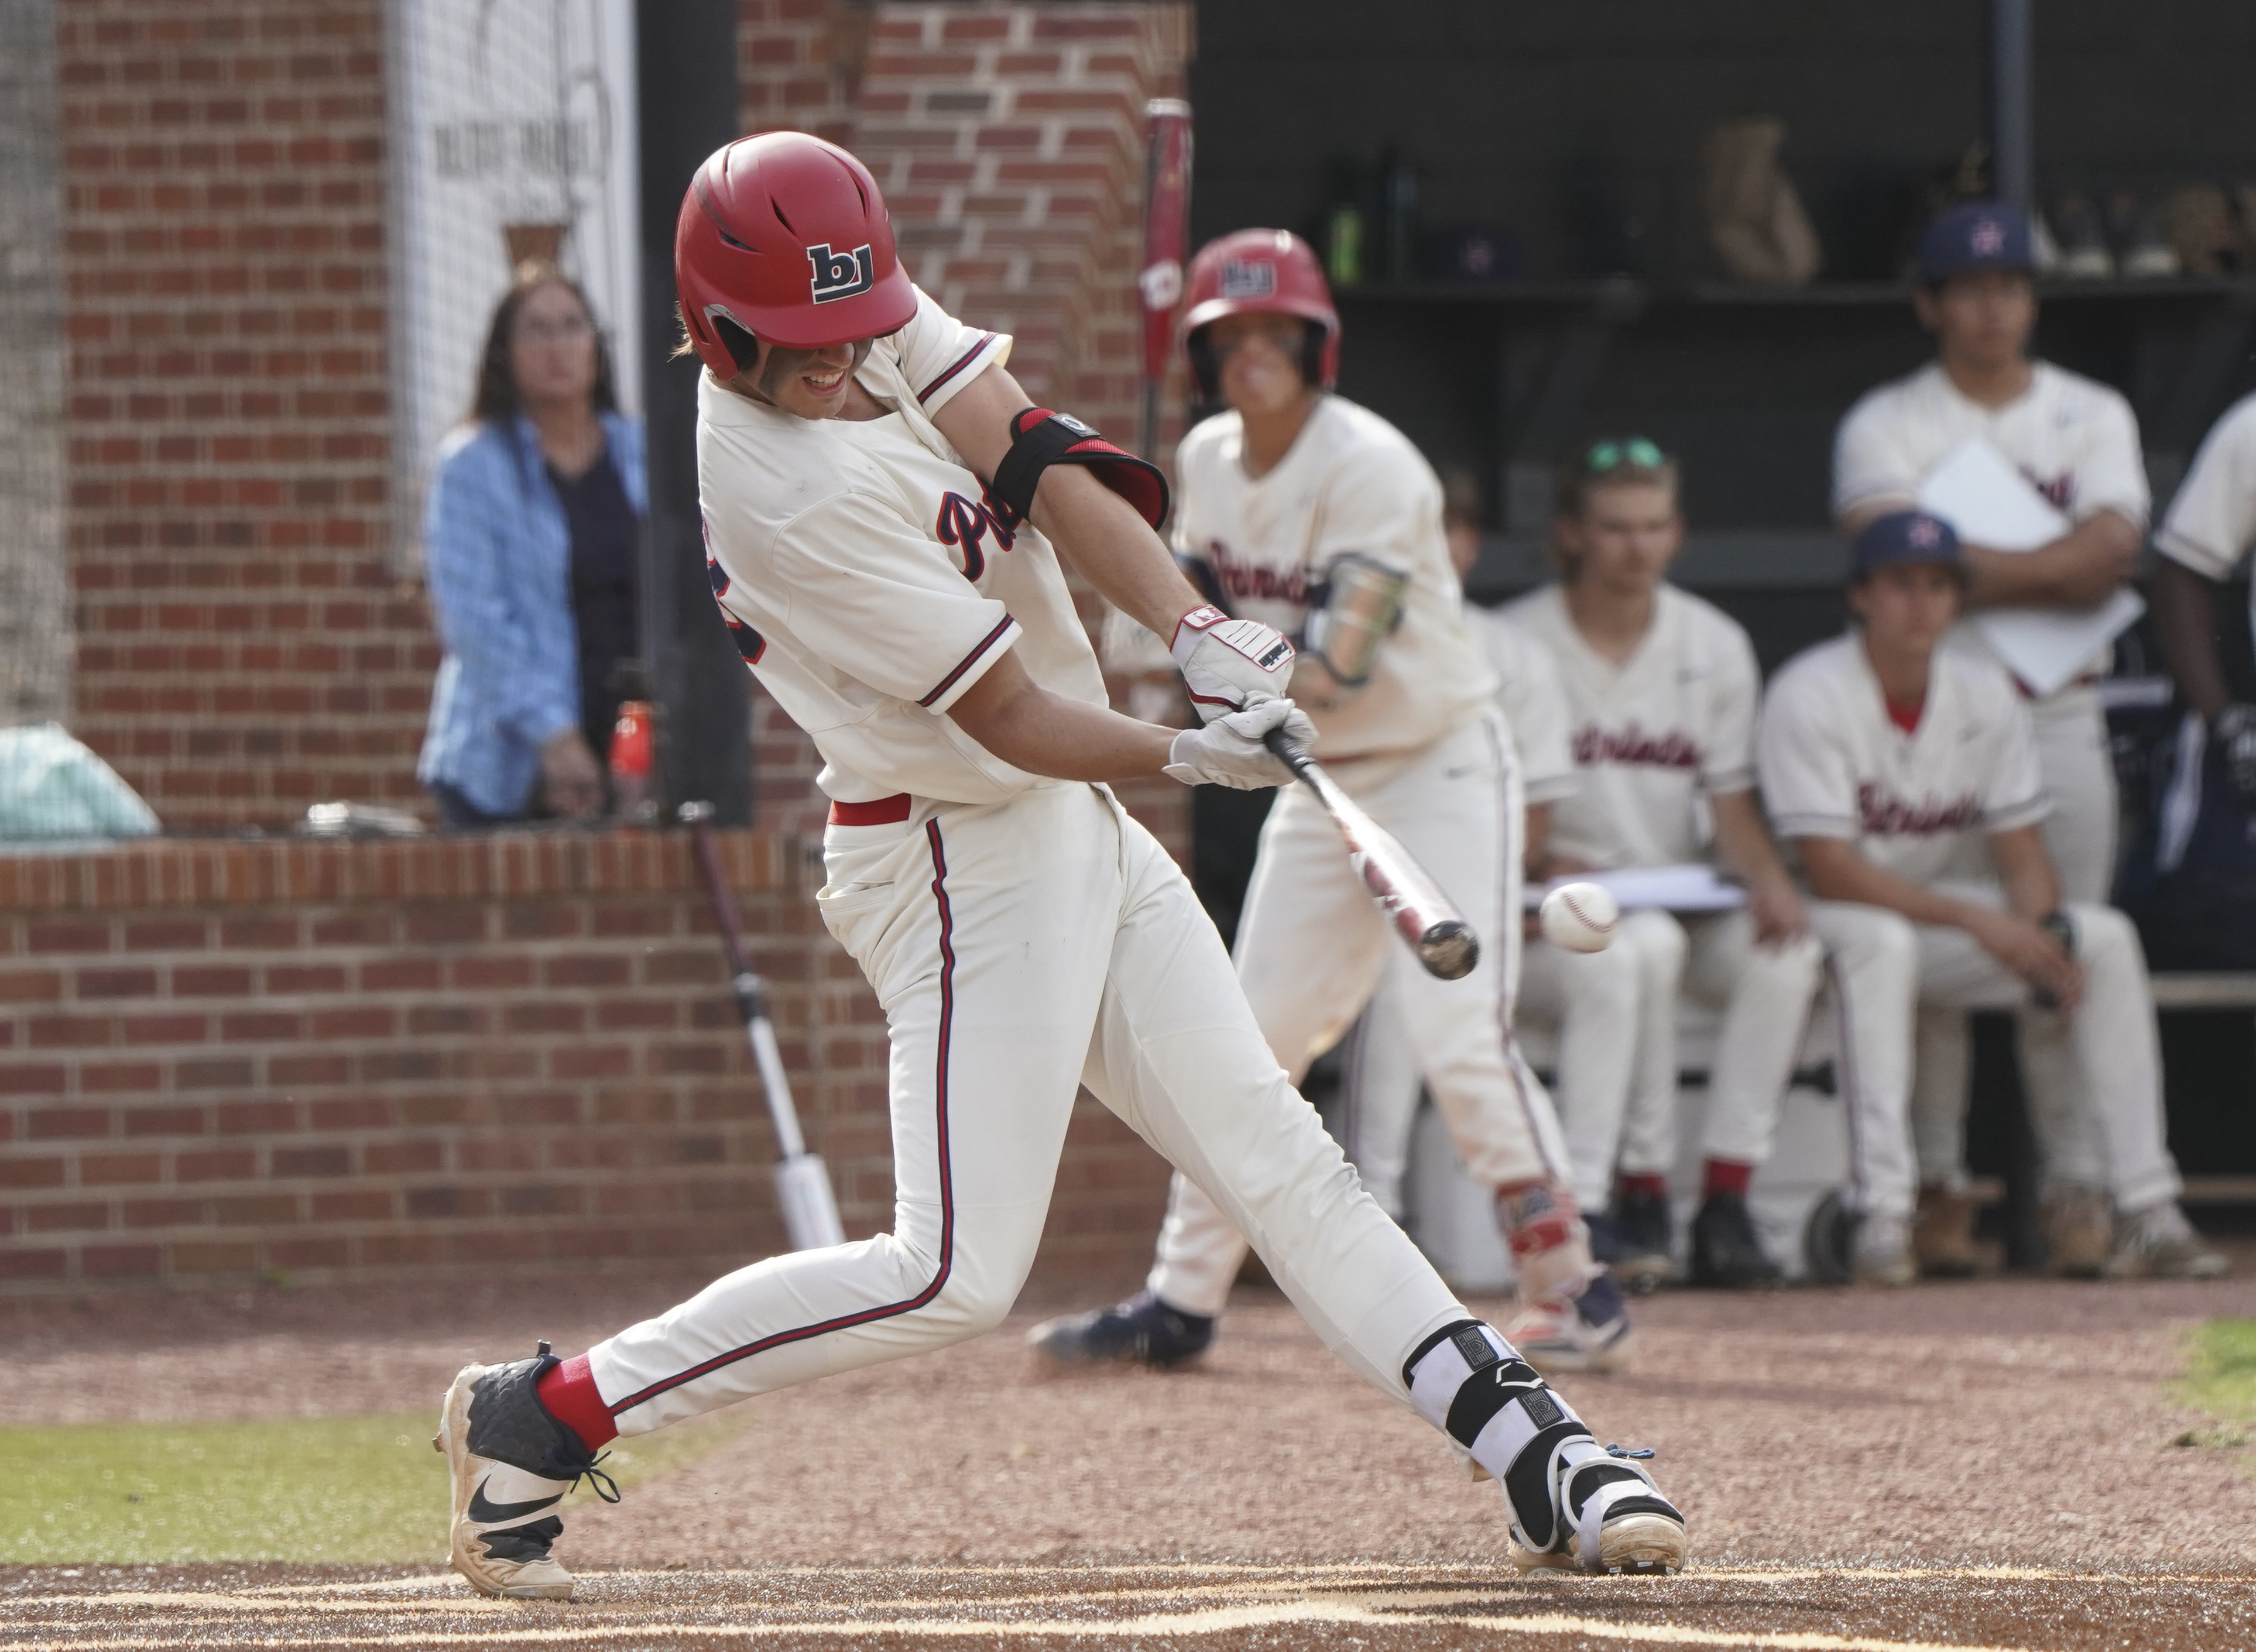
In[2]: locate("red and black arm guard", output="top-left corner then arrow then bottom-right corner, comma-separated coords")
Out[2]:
988,407 -> 1170,533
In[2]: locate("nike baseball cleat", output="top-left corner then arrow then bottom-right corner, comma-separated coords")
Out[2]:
1507,1437 -> 1686,1577
1691,1190 -> 1782,1289
1503,1270 -> 1634,1376
435,1341 -> 618,1601
1595,1186 -> 1675,1294
1025,1290 -> 1214,1369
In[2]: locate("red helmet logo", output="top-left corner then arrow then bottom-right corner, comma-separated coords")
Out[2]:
675,133 -> 916,375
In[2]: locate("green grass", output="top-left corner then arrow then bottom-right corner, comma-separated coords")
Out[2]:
2171,1318 -> 2256,1451
0,1407 -> 748,1564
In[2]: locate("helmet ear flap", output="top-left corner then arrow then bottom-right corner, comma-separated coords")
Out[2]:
1187,326 -> 1220,403
712,313 -> 760,377
1300,321 -> 1330,390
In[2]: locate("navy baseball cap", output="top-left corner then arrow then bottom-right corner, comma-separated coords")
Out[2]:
1850,510 -> 1964,580
1917,201 -> 2035,284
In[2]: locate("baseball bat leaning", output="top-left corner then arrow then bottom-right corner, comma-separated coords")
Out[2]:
678,802 -> 848,1252
1262,730 -> 1480,980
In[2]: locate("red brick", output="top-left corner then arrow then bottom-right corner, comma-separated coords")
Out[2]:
77,967 -> 158,999
81,1152 -> 162,1186
0,1249 -> 67,1280
217,1100 -> 295,1134
30,1107 -> 113,1139
173,965 -> 253,996
177,1056 -> 255,1088
272,1145 -> 349,1177
0,1157 -> 67,1189
29,921 -> 110,953
175,1149 -> 256,1182
122,1198 -> 201,1228
29,1201 -> 111,1234
85,1062 -> 166,1095
0,1064 -> 68,1095
0,970 -> 64,1003
171,1241 -> 256,1274
124,919 -> 205,950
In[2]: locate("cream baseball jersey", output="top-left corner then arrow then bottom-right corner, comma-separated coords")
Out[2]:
1833,360 -> 2149,530
1469,605 -> 1576,805
1757,633 -> 2048,884
1171,396 -> 1495,758
697,289 -> 1106,806
2157,389 -> 2256,644
1503,585 -> 1759,867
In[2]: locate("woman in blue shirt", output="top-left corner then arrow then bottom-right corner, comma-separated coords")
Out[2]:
418,267 -> 648,829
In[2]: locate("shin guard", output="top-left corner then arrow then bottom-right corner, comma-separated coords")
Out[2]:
1404,1320 -> 1679,1567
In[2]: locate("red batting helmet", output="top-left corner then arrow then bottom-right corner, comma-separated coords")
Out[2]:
1181,228 -> 1340,399
674,132 -> 917,376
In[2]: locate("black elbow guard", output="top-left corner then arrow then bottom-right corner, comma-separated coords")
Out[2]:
989,407 -> 1170,533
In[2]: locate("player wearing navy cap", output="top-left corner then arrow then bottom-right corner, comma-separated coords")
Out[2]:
1760,511 -> 2223,1286
1831,201 -> 2148,1276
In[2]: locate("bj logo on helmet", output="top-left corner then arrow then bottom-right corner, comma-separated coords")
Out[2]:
808,242 -> 876,303
1219,259 -> 1276,300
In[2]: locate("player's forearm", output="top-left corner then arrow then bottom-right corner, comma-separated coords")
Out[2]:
1962,511 -> 2139,609
2152,556 -> 2235,720
1708,791 -> 1792,888
1795,837 -> 1979,930
1030,466 -> 1208,638
949,660 -> 1173,782
1987,826 -> 2062,921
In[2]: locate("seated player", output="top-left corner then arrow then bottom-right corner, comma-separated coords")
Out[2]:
432,137 -> 1687,1599
1034,230 -> 1630,1376
1506,441 -> 1828,1289
1759,511 -> 2226,1284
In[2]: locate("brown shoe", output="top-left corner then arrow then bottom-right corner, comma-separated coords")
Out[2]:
2042,1183 -> 2113,1278
1912,1184 -> 1981,1278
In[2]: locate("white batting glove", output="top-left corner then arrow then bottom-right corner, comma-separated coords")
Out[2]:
1163,693 -> 1315,789
1170,605 -> 1295,723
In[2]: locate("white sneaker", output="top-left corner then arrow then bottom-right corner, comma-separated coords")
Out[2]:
1852,1211 -> 1917,1287
2103,1201 -> 2228,1280
1503,1272 -> 1634,1376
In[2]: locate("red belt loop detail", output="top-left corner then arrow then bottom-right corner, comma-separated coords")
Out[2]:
828,793 -> 913,827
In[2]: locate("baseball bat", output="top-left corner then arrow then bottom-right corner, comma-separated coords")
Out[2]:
1263,730 -> 1480,981
1136,98 -> 1194,458
678,802 -> 848,1252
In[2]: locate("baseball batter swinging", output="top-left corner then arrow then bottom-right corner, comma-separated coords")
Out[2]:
1033,230 -> 1632,1377
432,136 -> 1686,1600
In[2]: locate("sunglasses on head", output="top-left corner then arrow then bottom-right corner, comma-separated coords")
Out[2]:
1580,437 -> 1667,473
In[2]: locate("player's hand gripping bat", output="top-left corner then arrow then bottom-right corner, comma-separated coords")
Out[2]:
679,802 -> 848,1252
1262,730 -> 1480,980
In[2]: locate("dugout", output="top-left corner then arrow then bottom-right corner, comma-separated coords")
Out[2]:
1186,0 -> 2256,1249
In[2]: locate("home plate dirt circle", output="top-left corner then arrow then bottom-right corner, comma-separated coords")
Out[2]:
4,1562 -> 2254,1651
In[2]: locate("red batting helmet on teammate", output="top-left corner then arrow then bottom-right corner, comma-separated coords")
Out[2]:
674,132 -> 918,376
1181,228 -> 1340,399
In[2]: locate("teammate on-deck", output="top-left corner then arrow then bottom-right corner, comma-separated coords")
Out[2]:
2151,389 -> 2256,812
1505,441 -> 1835,1288
1832,200 -> 2147,1276
1760,511 -> 2224,1285
1033,229 -> 1632,1375
433,136 -> 1686,1600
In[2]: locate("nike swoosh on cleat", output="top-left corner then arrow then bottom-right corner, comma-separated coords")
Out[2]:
468,1480 -> 564,1524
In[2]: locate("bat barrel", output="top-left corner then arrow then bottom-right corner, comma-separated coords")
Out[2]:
1416,921 -> 1479,981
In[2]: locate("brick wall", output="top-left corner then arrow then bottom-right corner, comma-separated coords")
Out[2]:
739,1 -> 1195,851
0,829 -> 1171,1293
60,0 -> 432,831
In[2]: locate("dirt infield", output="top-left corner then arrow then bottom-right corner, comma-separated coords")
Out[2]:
4,1253 -> 2254,1647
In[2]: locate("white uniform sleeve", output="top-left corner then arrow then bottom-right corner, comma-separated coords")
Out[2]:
1832,387 -> 1924,521
2156,393 -> 2256,581
879,286 -> 1013,417
1757,669 -> 1861,842
1979,691 -> 2051,835
2069,384 -> 2150,530
1702,621 -> 1761,796
719,488 -> 1020,716
1307,438 -> 1433,578
1481,616 -> 1578,803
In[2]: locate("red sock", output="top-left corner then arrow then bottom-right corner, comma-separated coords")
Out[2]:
535,1353 -> 618,1454
1702,1158 -> 1754,1200
1618,1172 -> 1669,1203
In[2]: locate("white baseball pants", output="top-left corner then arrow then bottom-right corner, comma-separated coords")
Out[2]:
1146,712 -> 1568,1318
1915,686 -> 2118,1193
1517,910 -> 1825,1210
1810,887 -> 2181,1219
584,781 -> 1470,1434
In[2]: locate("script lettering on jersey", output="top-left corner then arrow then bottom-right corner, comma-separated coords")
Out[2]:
807,242 -> 875,304
2021,466 -> 2075,514
1572,722 -> 1700,771
935,491 -> 1016,582
1856,783 -> 1981,837
1198,540 -> 1309,613
702,517 -> 764,664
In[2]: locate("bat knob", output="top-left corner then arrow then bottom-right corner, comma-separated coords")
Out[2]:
1418,922 -> 1479,981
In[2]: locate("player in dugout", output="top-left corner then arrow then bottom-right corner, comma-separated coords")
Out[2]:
1503,441 -> 1868,1287
2151,386 -> 2256,815
433,135 -> 1686,1600
1758,511 -> 2224,1286
1833,201 -> 2149,1277
1035,229 -> 1635,1376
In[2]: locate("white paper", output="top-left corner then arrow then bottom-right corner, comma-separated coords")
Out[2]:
1914,437 -> 2143,696
1525,864 -> 1747,913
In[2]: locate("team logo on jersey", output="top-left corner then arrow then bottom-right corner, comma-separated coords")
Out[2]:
807,242 -> 876,303
1572,723 -> 1700,771
935,490 -> 1016,582
1218,259 -> 1277,300
1857,783 -> 1980,837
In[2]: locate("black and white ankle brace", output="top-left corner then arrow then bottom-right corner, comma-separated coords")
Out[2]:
1404,1320 -> 1674,1563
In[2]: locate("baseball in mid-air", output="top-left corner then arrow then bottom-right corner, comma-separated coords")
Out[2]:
1540,881 -> 1619,954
